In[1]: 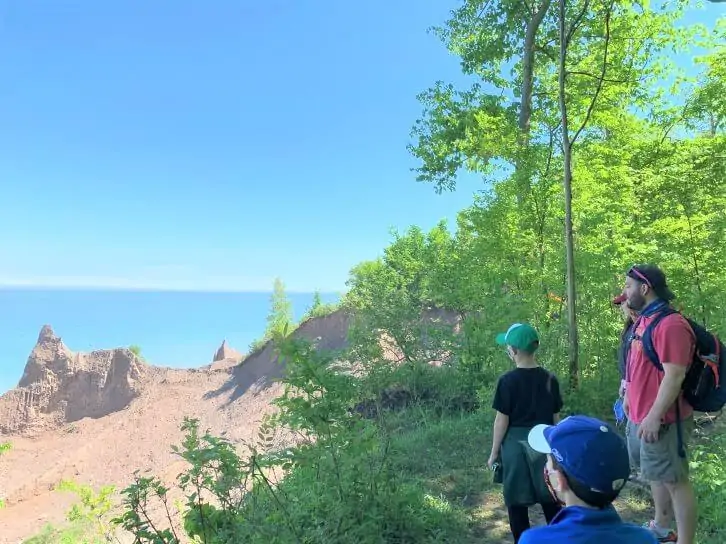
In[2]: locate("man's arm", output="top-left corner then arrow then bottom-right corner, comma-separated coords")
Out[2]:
647,363 -> 687,421
490,411 -> 510,457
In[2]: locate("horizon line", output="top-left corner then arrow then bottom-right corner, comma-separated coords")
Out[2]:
0,283 -> 348,295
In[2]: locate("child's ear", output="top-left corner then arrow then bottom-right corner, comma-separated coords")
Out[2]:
553,469 -> 569,494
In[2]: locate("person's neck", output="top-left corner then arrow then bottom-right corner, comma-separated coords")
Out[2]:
640,296 -> 667,315
564,494 -> 599,510
643,295 -> 659,307
515,356 -> 538,369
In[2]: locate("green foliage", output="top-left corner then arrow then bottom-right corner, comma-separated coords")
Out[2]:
689,427 -> 726,544
24,480 -> 117,543
247,337 -> 268,356
395,3 -> 724,539
0,441 -> 10,509
404,1 -> 726,384
112,472 -> 179,543
302,290 -> 340,321
248,277 -> 296,354
267,277 -> 293,339
410,0 -> 721,387
128,345 -> 143,359
57,480 -> 117,539
684,22 -> 725,136
350,3 -> 723,538
112,335 -> 487,543
23,523 -> 99,544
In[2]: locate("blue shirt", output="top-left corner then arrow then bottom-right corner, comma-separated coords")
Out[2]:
519,505 -> 657,544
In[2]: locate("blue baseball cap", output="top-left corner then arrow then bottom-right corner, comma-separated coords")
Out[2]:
527,415 -> 630,496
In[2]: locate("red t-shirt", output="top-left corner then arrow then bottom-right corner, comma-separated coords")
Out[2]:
625,311 -> 695,424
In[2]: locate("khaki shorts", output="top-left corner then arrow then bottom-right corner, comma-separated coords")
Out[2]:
626,416 -> 693,484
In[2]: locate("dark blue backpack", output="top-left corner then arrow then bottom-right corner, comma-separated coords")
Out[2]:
641,307 -> 726,414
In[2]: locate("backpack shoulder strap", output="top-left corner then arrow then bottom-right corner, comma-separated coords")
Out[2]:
642,307 -> 679,371
622,321 -> 636,358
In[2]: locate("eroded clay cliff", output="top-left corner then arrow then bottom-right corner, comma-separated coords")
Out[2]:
0,325 -> 149,435
212,340 -> 243,363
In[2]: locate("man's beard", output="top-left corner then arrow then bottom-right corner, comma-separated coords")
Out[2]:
628,292 -> 646,311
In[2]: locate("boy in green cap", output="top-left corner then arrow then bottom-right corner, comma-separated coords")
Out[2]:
487,323 -> 564,543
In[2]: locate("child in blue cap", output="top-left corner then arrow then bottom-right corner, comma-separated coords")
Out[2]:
522,415 -> 658,543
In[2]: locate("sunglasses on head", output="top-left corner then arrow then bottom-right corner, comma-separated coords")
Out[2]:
627,266 -> 651,288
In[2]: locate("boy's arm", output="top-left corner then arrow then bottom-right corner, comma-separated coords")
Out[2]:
489,376 -> 510,465
489,411 -> 510,461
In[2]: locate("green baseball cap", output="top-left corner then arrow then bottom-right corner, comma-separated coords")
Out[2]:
495,323 -> 540,351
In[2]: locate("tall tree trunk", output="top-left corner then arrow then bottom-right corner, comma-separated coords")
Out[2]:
556,0 -> 613,390
558,0 -> 579,391
514,0 -> 553,205
520,0 -> 553,138
514,0 -> 553,292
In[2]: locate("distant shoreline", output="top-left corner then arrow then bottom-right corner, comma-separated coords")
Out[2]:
0,286 -> 345,296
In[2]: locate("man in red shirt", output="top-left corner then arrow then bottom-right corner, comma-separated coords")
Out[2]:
621,265 -> 697,544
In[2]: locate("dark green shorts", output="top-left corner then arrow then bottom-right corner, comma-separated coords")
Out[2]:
500,426 -> 554,507
626,416 -> 693,484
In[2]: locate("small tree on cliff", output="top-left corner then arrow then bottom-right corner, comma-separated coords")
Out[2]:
128,345 -> 143,359
310,290 -> 323,314
0,442 -> 9,508
266,277 -> 293,340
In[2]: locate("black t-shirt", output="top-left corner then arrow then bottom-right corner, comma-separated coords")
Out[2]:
492,366 -> 563,428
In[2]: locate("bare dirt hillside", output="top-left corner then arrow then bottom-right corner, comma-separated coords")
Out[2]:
0,310 -> 353,543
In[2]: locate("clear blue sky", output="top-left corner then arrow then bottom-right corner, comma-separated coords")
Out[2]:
0,1 -> 721,293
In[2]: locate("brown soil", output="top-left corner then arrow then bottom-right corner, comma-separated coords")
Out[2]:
0,310 -> 353,543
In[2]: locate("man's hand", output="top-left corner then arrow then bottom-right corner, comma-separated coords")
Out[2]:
638,412 -> 661,443
487,452 -> 498,469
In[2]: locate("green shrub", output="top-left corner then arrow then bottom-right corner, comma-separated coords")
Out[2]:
690,428 -> 726,544
24,480 -> 117,543
128,345 -> 144,359
0,442 -> 11,509
112,336 -> 478,543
